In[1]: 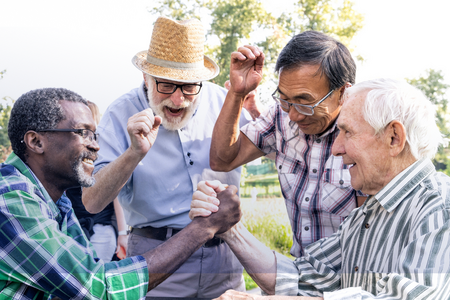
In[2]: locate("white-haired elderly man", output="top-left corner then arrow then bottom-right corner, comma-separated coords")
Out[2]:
82,16 -> 261,298
192,78 -> 450,299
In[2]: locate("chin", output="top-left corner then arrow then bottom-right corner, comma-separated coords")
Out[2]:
161,113 -> 191,131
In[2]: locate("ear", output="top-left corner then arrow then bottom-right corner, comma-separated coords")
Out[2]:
385,120 -> 407,157
23,131 -> 46,155
143,73 -> 149,88
337,82 -> 352,106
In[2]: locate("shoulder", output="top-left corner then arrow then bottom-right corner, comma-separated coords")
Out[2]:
0,163 -> 35,197
200,81 -> 227,101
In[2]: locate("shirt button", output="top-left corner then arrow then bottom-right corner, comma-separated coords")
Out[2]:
304,226 -> 309,231
189,161 -> 194,165
312,169 -> 317,173
305,197 -> 309,202
354,266 -> 359,272
316,139 -> 321,143
339,179 -> 344,185
187,152 -> 191,157
279,165 -> 282,170
365,223 -> 370,229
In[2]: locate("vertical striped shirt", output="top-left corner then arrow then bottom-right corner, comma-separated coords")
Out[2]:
241,104 -> 362,257
275,159 -> 450,299
0,153 -> 149,299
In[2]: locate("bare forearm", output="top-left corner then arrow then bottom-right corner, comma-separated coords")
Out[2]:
83,148 -> 143,213
210,91 -> 245,171
221,222 -> 277,294
142,219 -> 215,291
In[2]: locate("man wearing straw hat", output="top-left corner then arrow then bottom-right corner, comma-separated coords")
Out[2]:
82,16 -> 260,297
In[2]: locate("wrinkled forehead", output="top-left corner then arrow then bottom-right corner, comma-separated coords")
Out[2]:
339,89 -> 368,125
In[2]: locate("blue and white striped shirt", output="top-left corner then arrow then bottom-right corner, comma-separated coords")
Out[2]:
275,159 -> 450,299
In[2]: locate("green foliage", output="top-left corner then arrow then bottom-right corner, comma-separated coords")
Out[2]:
148,0 -> 364,86
407,69 -> 450,173
243,270 -> 258,290
0,69 -> 13,160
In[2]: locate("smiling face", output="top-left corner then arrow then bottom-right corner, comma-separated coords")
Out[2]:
331,90 -> 393,195
146,76 -> 201,131
277,64 -> 343,135
42,100 -> 99,189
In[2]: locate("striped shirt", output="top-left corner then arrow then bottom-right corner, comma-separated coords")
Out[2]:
0,153 -> 149,299
275,159 -> 450,299
242,104 -> 361,257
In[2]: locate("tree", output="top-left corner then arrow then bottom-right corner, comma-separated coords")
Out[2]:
0,69 -> 13,160
407,69 -> 450,173
148,0 -> 363,86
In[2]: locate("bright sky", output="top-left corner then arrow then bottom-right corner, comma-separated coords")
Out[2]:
1,0 -> 450,113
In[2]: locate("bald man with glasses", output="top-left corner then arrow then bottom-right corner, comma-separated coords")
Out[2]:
208,31 -> 366,258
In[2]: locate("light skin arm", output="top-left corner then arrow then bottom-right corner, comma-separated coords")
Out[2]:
191,181 -> 322,299
113,198 -> 128,259
82,109 -> 162,213
144,185 -> 242,291
210,46 -> 266,172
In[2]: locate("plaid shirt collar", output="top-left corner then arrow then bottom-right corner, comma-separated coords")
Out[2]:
5,152 -> 68,220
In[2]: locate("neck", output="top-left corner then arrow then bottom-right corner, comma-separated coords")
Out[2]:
27,160 -> 65,203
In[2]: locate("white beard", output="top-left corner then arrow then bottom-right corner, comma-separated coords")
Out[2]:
147,82 -> 201,131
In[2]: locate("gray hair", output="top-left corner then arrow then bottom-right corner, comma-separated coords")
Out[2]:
8,88 -> 88,162
275,31 -> 356,90
352,78 -> 444,160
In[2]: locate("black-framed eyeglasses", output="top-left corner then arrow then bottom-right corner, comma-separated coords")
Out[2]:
37,129 -> 99,143
272,89 -> 335,116
154,78 -> 202,95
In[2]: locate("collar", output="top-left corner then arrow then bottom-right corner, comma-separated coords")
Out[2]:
5,152 -> 66,217
373,159 -> 435,213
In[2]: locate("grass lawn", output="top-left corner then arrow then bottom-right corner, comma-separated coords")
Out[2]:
240,196 -> 294,290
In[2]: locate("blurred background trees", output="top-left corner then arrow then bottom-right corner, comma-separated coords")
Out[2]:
149,0 -> 363,86
0,69 -> 13,160
407,69 -> 450,174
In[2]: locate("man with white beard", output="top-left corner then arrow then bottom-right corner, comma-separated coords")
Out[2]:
82,16 -> 261,298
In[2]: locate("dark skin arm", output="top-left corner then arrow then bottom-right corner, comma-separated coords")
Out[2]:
142,185 -> 242,291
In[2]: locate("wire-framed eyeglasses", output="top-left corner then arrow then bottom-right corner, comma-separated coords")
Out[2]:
37,128 -> 99,143
154,78 -> 202,95
272,89 -> 335,116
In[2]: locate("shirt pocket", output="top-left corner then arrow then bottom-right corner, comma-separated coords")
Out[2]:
321,167 -> 356,217
275,151 -> 304,203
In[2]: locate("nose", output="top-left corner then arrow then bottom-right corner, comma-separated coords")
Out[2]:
170,87 -> 186,107
87,138 -> 100,152
288,106 -> 307,122
332,131 -> 345,157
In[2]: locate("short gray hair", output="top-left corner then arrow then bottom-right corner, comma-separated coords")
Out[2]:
351,78 -> 444,160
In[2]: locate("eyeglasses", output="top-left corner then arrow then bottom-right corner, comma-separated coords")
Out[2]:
37,129 -> 99,143
154,78 -> 202,95
272,89 -> 335,116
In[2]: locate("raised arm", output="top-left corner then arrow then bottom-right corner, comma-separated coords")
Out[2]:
83,109 -> 161,213
210,45 -> 266,172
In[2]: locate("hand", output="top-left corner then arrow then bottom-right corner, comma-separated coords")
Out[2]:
213,290 -> 261,300
127,108 -> 162,158
190,180 -> 227,219
194,185 -> 241,235
225,80 -> 262,120
229,45 -> 265,98
116,234 -> 128,259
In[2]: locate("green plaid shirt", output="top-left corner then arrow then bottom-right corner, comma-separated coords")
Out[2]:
275,159 -> 450,299
0,153 -> 148,299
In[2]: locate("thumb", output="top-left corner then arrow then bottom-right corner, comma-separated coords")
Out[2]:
153,115 -> 162,129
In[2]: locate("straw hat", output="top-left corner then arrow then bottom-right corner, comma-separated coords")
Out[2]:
132,16 -> 219,83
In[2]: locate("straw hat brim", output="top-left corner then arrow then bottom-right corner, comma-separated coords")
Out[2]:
132,50 -> 220,83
